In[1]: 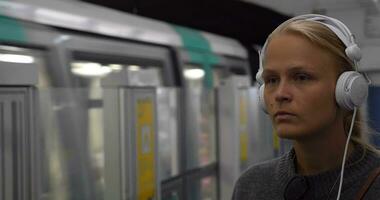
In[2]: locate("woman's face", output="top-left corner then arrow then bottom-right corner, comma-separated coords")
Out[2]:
263,33 -> 341,140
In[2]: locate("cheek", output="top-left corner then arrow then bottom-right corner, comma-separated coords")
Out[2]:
298,87 -> 337,123
263,91 -> 275,114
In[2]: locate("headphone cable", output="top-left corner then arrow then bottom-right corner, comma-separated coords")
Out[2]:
336,107 -> 357,200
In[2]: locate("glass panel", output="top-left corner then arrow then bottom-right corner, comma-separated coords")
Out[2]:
199,89 -> 216,166
183,64 -> 217,169
34,49 -> 167,199
127,66 -> 162,86
248,87 -> 276,164
161,178 -> 183,200
212,67 -> 224,87
38,88 -> 105,200
200,176 -> 217,200
187,175 -> 217,200
88,107 -> 105,196
157,88 -> 179,181
70,61 -> 163,86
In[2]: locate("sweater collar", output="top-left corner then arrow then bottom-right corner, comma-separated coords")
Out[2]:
277,145 -> 379,199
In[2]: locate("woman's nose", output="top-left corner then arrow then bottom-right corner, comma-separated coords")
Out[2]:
274,80 -> 292,103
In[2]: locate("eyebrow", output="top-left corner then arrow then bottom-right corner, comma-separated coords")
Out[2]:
262,65 -> 315,76
262,68 -> 277,77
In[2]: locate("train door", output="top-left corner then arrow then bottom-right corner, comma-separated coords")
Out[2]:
217,74 -> 251,200
245,90 -> 292,162
103,86 -> 160,200
158,87 -> 182,200
64,35 -> 176,200
217,56 -> 278,200
246,86 -> 277,163
28,34 -> 176,200
0,45 -> 40,200
217,75 -> 285,200
164,50 -> 224,200
169,50 -> 250,200
223,57 -> 253,171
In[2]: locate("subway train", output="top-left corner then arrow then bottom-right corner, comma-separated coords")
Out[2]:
1,0 -> 379,200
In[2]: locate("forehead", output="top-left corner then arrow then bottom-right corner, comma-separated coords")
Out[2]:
263,33 -> 337,74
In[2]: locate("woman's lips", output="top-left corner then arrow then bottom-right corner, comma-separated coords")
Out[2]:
274,111 -> 296,121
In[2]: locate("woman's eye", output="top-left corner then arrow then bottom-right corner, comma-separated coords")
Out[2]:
295,73 -> 310,81
265,77 -> 278,84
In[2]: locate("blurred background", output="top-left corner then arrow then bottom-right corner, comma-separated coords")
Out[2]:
0,0 -> 379,200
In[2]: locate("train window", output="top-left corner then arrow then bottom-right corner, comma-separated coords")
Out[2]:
183,64 -> 224,88
199,176 -> 218,200
0,45 -> 83,199
0,45 -> 50,87
70,51 -> 164,87
38,87 -> 106,200
126,65 -> 162,86
70,61 -> 163,87
157,88 -> 180,181
183,64 -> 217,169
187,175 -> 218,200
212,67 -> 224,87
34,45 -> 171,199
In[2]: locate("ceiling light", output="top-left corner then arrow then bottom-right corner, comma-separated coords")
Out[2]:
184,68 -> 205,79
71,62 -> 112,77
128,65 -> 141,71
0,54 -> 34,63
108,64 -> 123,71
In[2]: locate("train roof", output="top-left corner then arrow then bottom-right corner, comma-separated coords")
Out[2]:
0,0 -> 248,58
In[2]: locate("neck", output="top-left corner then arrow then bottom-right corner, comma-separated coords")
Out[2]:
293,129 -> 354,176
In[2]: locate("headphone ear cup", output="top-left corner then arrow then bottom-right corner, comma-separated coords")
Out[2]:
256,70 -> 264,85
335,71 -> 368,110
258,84 -> 268,113
345,44 -> 362,62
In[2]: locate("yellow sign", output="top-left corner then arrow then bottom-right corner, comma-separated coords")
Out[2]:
239,93 -> 248,163
136,97 -> 156,200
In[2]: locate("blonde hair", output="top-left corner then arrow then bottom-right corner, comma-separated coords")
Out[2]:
264,19 -> 378,153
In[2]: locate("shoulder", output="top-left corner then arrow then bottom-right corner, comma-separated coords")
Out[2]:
232,157 -> 282,200
364,173 -> 380,200
236,158 -> 280,186
359,151 -> 380,200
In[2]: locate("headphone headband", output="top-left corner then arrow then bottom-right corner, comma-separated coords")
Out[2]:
291,14 -> 355,48
257,14 -> 362,84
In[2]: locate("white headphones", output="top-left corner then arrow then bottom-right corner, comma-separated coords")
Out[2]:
256,14 -> 368,113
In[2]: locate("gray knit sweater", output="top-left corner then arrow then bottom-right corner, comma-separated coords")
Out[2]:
232,146 -> 380,200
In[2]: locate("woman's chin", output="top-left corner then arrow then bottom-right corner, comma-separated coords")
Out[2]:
276,127 -> 318,141
277,133 -> 300,140
275,126 -> 305,140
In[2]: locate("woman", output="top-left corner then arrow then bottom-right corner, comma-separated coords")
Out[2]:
232,15 -> 380,200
